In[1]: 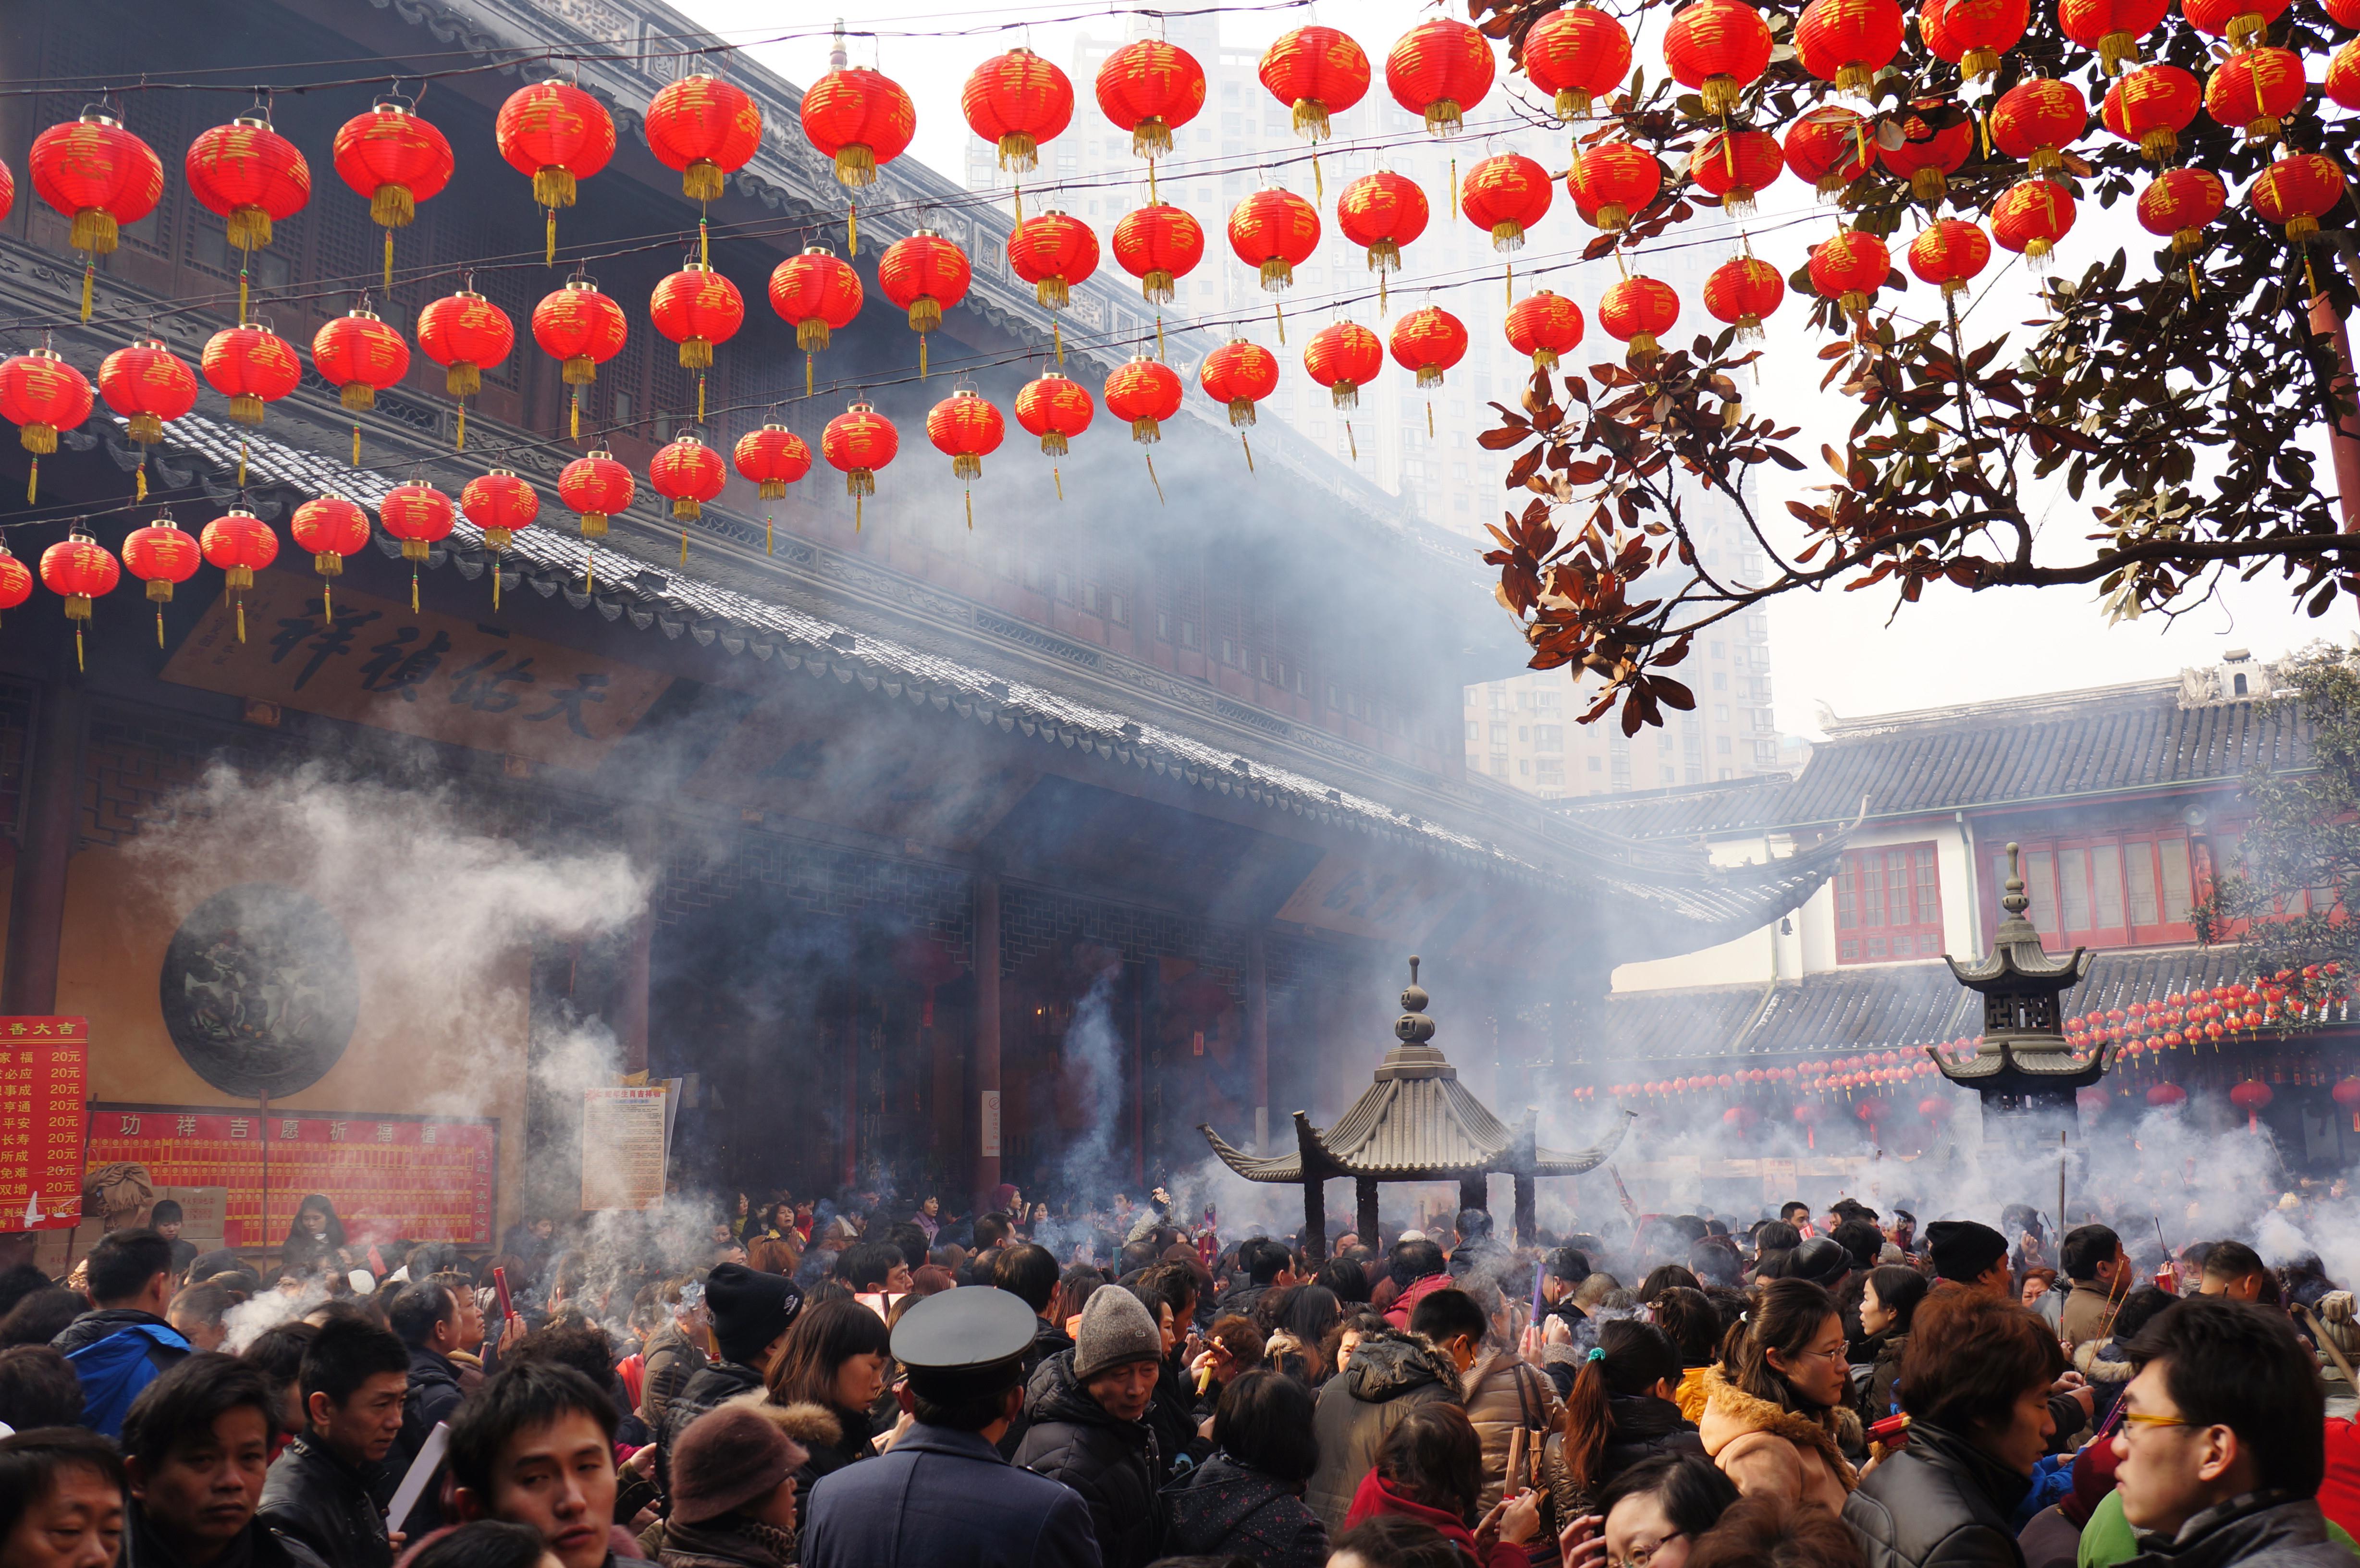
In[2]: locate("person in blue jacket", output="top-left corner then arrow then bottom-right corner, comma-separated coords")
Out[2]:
53,1229 -> 190,1438
800,1286 -> 1103,1568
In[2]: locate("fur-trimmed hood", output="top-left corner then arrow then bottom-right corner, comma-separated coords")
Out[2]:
1696,1366 -> 1858,1491
719,1391 -> 844,1453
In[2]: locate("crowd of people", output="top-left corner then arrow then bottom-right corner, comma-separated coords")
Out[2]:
0,1183 -> 2357,1568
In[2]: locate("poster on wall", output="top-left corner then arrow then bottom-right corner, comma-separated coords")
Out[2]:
580,1087 -> 668,1211
0,1018 -> 88,1230
85,1104 -> 497,1247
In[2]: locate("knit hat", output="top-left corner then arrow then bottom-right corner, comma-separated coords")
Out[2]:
1787,1237 -> 1852,1289
1926,1220 -> 2008,1283
1072,1284 -> 1164,1380
670,1404 -> 806,1524
706,1262 -> 804,1367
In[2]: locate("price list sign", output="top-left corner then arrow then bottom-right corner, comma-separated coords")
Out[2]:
0,1017 -> 88,1231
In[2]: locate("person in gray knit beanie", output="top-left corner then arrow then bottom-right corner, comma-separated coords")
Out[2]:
1072,1285 -> 1164,1380
1012,1286 -> 1172,1568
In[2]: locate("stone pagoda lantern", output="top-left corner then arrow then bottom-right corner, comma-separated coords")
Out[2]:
1934,843 -> 2106,1117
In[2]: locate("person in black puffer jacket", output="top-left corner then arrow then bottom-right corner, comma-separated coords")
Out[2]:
659,1265 -> 802,1496
1541,1320 -> 1704,1534
1163,1369 -> 1329,1568
1014,1286 -> 1167,1568
1843,1290 -> 2065,1568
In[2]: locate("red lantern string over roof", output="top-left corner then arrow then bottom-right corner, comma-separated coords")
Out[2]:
31,112 -> 164,320
801,65 -> 916,190
1015,372 -> 1094,466
2059,0 -> 2171,73
1992,78 -> 2089,175
768,246 -> 864,399
2185,0 -> 2291,51
1920,0 -> 2028,78
97,337 -> 195,501
122,514 -> 200,652
40,527 -> 118,668
1809,229 -> 1892,317
649,262 -> 746,371
1689,128 -> 1783,215
2102,64 -> 2201,161
1229,187 -> 1322,291
1878,103 -> 1975,200
2330,38 -> 2360,111
1568,142 -> 1661,230
822,400 -> 898,528
643,70 -> 763,203
417,289 -> 513,450
1096,39 -> 1208,159
2204,48 -> 2308,140
291,495 -> 370,622
1795,0 -> 1905,94
1336,170 -> 1428,308
877,230 -> 973,378
1785,107 -> 1875,196
1600,275 -> 1680,360
183,115 -> 310,274
380,480 -> 454,610
648,435 -> 726,547
558,448 -> 634,551
1304,319 -> 1385,409
200,324 -> 299,428
532,278 -> 627,439
1385,18 -> 1496,135
1907,217 -> 1992,297
1664,0 -> 1775,115
733,424 -> 813,500
963,49 -> 1075,173
332,101 -> 453,290
1459,153 -> 1553,249
2250,153 -> 2346,242
1111,204 -> 1206,306
1992,177 -> 2078,264
926,391 -> 1006,529
1259,25 -> 1371,142
1390,305 -> 1469,390
1198,338 -> 1280,427
1104,355 -> 1184,444
460,469 -> 537,605
310,309 -> 410,414
1008,210 -> 1101,310
199,505 -> 280,637
1506,290 -> 1586,369
1524,6 -> 1634,118
0,159 -> 15,226
2139,166 -> 2226,253
0,349 -> 91,504
1703,255 -> 1785,338
497,80 -> 616,259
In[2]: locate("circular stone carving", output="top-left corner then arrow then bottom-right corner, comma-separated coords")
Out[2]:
158,883 -> 359,1099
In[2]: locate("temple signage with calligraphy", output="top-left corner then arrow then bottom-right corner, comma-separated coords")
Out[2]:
86,1103 -> 496,1248
159,581 -> 673,769
0,1018 -> 87,1231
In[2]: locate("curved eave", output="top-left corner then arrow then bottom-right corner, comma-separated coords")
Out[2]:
1601,828 -> 1856,969
1199,1124 -> 1307,1183
1531,1111 -> 1636,1175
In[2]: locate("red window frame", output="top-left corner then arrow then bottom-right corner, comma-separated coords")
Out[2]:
1835,842 -> 1945,965
1985,832 -> 2203,950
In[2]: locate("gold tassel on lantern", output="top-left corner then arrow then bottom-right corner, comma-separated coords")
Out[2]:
1346,421 -> 1358,459
1145,451 -> 1165,504
1241,432 -> 1254,473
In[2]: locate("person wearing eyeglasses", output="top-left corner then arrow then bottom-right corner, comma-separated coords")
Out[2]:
1840,1291 -> 2065,1568
1698,1278 -> 1857,1516
2102,1296 -> 2348,1568
1556,1452 -> 1740,1568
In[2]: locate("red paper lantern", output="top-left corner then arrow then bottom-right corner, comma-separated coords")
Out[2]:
1506,291 -> 1586,369
1304,320 -> 1384,409
380,482 -> 453,610
871,231 -> 970,357
1389,306 -> 1469,389
1110,204 -> 1206,304
29,112 -> 164,302
311,310 -> 410,413
1601,277 -> 1680,360
768,246 -> 864,356
557,450 -> 635,540
0,349 -> 92,506
2185,0 -> 2290,50
2250,153 -> 2346,242
1920,0 -> 2028,77
1385,18 -> 1497,135
1879,103 -> 1975,200
926,390 -> 1006,491
1992,78 -> 2089,175
2204,48 -> 2308,140
184,115 -> 310,257
1689,128 -> 1783,214
1008,210 -> 1101,309
1095,39 -> 1208,158
648,435 -> 726,526
1015,373 -> 1095,457
642,70 -> 763,202
2148,1081 -> 2187,1108
1460,153 -> 1553,249
1785,107 -> 1875,196
200,325 -> 299,427
963,49 -> 1075,173
1907,218 -> 1992,297
497,80 -> 616,253
39,528 -> 118,666
122,517 -> 201,636
1664,0 -> 1775,115
801,66 -> 916,189
332,101 -> 454,289
199,506 -> 280,635
1809,230 -> 1891,318
1104,356 -> 1185,443
417,290 -> 515,421
2230,1077 -> 2273,1129
1723,1105 -> 1760,1129
531,280 -> 628,439
1196,339 -> 1280,433
2103,66 -> 2201,161
1229,187 -> 1322,290
2329,38 -> 2360,110
2333,1077 -> 2360,1129
460,469 -> 538,551
1795,0 -> 1906,93
1568,143 -> 1661,230
290,495 -> 371,618
1259,25 -> 1371,141
733,425 -> 813,499
2060,0 -> 2171,71
96,339 -> 196,472
822,401 -> 899,527
0,159 -> 14,226
1524,6 -> 1634,118
1856,1097 -> 1893,1125
1336,170 -> 1429,299
1991,178 -> 2076,265
649,263 -> 747,369
1703,255 -> 1785,339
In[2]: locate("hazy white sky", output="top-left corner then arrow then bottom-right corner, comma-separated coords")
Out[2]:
685,0 -> 2336,739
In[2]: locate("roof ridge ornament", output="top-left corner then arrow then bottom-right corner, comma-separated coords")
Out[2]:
1382,954 -> 1450,1078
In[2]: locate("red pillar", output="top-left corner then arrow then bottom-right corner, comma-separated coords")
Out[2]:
2311,294 -> 2360,532
974,877 -> 1001,1207
2,682 -> 85,1016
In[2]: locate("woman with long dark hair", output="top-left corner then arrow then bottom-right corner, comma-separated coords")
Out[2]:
1542,1319 -> 1703,1531
1856,1265 -> 1929,1428
279,1194 -> 348,1280
1698,1277 -> 1856,1514
764,1295 -> 893,1496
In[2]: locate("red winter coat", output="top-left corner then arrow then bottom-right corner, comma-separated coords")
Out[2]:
1383,1272 -> 1454,1331
1345,1469 -> 1524,1568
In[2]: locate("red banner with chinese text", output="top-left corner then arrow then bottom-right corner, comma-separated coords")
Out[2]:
86,1104 -> 496,1248
0,1018 -> 87,1230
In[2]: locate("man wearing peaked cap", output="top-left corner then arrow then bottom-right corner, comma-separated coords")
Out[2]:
800,1286 -> 1104,1568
